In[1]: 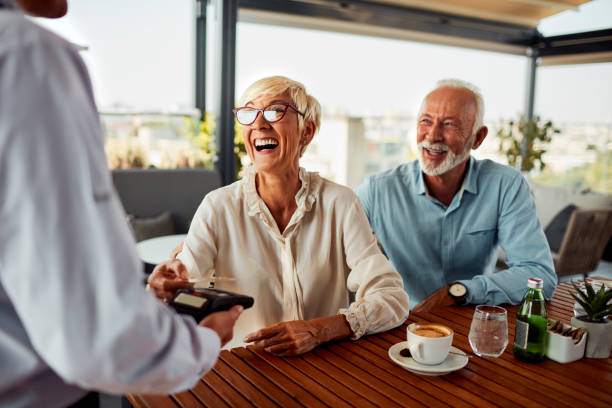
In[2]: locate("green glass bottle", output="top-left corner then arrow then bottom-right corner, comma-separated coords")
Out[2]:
513,277 -> 548,363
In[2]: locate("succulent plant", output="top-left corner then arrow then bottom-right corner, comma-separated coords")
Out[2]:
570,281 -> 612,322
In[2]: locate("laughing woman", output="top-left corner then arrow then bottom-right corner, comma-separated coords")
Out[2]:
148,76 -> 409,354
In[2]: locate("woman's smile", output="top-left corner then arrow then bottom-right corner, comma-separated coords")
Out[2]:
253,137 -> 279,153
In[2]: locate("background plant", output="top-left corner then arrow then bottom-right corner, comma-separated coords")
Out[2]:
497,115 -> 560,172
570,281 -> 612,322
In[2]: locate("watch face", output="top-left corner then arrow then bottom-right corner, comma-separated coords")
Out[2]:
449,283 -> 467,298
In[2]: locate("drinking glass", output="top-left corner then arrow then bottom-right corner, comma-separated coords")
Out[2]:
468,305 -> 508,358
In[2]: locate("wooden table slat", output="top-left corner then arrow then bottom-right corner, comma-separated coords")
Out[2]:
315,345 -> 434,407
340,339 -> 495,408
231,347 -> 327,408
200,369 -> 254,407
278,351 -> 378,408
175,383 -> 228,408
220,350 -> 303,408
305,349 -> 405,407
245,348 -> 352,408
127,395 -> 181,408
212,358 -> 280,407
340,339 -> 468,408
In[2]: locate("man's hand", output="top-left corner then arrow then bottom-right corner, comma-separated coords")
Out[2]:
199,305 -> 244,347
146,259 -> 193,301
412,285 -> 455,313
243,315 -> 352,357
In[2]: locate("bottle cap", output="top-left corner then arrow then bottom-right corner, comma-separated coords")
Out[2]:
527,278 -> 543,289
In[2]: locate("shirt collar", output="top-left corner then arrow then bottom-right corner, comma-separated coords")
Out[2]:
414,155 -> 478,198
463,156 -> 478,195
414,163 -> 427,196
242,165 -> 320,218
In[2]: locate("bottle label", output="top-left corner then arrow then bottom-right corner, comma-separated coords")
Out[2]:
515,319 -> 529,349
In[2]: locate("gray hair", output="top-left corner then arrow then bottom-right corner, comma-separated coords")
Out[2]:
424,78 -> 485,136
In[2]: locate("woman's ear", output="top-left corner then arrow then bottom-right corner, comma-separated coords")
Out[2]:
301,120 -> 316,145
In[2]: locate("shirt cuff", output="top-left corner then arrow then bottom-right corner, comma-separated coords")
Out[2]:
194,324 -> 222,377
457,278 -> 485,305
338,308 -> 367,340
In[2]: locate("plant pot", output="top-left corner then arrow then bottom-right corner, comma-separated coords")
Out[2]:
570,316 -> 612,358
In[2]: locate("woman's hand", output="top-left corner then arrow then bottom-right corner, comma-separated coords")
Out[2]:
170,241 -> 184,259
244,315 -> 352,356
146,259 -> 193,301
244,320 -> 322,356
199,305 -> 244,347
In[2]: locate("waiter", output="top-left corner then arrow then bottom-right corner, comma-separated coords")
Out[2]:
0,1 -> 242,407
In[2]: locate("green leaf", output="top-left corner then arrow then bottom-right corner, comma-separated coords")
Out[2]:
571,293 -> 593,317
571,283 -> 590,303
585,281 -> 596,298
592,306 -> 612,321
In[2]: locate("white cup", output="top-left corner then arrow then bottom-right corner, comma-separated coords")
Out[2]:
407,323 -> 454,365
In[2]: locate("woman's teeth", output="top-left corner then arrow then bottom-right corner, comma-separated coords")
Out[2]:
254,138 -> 279,151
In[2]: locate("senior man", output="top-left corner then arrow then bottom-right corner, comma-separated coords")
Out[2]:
356,79 -> 556,311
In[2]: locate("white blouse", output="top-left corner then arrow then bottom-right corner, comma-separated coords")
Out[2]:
178,167 -> 410,349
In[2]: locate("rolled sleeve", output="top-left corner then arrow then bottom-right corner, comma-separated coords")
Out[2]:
339,198 -> 410,339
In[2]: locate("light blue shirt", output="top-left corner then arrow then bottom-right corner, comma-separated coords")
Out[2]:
355,157 -> 556,308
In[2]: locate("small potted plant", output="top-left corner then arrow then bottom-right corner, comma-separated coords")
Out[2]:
569,281 -> 612,358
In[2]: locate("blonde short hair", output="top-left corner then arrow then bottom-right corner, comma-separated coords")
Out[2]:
239,76 -> 321,135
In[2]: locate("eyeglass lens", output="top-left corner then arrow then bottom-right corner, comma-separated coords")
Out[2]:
236,104 -> 287,125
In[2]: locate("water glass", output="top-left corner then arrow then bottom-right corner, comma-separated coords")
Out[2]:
468,305 -> 508,358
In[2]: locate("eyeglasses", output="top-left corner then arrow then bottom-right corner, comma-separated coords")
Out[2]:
232,103 -> 304,125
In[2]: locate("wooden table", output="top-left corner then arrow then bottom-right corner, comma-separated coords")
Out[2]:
128,280 -> 612,407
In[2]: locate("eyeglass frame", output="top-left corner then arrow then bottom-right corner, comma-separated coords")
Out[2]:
232,102 -> 305,125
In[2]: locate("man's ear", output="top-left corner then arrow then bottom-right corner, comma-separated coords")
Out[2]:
471,126 -> 488,150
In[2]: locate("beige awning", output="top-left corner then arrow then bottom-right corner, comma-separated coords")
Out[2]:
239,0 -> 596,56
371,0 -> 592,27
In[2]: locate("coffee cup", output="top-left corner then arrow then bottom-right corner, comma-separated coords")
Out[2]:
407,323 -> 453,365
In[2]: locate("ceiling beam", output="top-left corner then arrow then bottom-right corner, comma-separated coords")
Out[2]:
238,0 -> 538,47
506,0 -> 579,11
535,28 -> 612,57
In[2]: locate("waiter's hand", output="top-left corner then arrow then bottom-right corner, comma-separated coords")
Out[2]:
412,285 -> 455,313
200,305 -> 244,347
244,315 -> 352,357
146,259 -> 193,301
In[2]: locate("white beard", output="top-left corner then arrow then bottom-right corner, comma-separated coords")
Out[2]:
418,137 -> 474,176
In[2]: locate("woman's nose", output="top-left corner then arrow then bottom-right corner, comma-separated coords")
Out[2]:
251,111 -> 269,129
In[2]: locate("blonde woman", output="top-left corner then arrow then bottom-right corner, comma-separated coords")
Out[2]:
148,76 -> 409,354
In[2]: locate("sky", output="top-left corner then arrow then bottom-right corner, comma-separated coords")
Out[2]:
36,0 -> 612,124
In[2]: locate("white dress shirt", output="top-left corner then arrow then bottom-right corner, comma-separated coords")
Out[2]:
177,166 -> 410,350
0,8 -> 220,408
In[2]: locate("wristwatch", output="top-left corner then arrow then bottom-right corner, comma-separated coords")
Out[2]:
448,282 -> 468,304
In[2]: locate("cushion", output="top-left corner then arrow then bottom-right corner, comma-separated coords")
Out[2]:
528,181 -> 612,228
127,211 -> 175,242
544,204 -> 577,253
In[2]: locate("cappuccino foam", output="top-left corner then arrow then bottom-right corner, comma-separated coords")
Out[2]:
411,324 -> 451,338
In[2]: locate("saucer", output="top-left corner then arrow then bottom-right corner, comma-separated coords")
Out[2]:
388,342 -> 468,376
